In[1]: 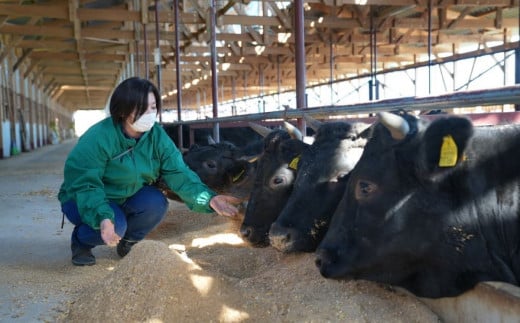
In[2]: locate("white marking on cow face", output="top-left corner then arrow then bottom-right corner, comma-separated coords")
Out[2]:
328,146 -> 364,183
268,165 -> 295,189
341,147 -> 364,172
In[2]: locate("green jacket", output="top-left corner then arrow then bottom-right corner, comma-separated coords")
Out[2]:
58,117 -> 216,229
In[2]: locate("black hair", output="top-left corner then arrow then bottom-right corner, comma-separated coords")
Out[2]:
109,77 -> 161,124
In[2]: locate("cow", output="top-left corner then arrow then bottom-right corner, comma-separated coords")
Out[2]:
156,140 -> 257,203
239,128 -> 309,246
183,140 -> 254,198
315,110 -> 520,298
163,121 -> 302,211
267,120 -> 369,253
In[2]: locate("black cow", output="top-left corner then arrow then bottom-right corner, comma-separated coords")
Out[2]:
183,141 -> 254,198
315,111 -> 520,298
156,140 -> 256,202
268,121 -> 369,253
240,129 -> 309,246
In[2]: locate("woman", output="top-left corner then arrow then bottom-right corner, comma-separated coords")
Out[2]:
59,77 -> 240,266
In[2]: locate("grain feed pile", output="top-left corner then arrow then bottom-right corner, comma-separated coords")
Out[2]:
62,202 -> 441,322
64,240 -> 253,322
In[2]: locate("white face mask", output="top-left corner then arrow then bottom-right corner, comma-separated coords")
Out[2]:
129,112 -> 156,132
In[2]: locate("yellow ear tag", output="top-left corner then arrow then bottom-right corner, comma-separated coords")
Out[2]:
288,156 -> 300,170
439,135 -> 458,167
232,169 -> 245,182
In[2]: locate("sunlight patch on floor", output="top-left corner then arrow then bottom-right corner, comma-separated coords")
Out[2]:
190,274 -> 214,296
219,305 -> 250,322
191,233 -> 244,248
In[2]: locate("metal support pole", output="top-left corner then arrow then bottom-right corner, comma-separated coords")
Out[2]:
294,0 -> 306,135
277,55 -> 281,109
143,23 -> 149,79
209,0 -> 219,142
174,0 -> 183,147
329,37 -> 334,105
129,53 -> 135,78
516,4 -> 520,111
259,63 -> 264,112
232,77 -> 236,115
515,48 -> 520,111
243,71 -> 247,97
369,9 -> 378,101
135,22 -> 140,78
427,0 -> 433,95
154,1 -> 162,122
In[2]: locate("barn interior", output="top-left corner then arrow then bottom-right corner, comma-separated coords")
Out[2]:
1,1 -> 520,322
0,0 -> 519,153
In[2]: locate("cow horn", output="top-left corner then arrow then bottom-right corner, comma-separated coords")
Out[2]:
247,155 -> 259,163
238,154 -> 260,163
377,111 -> 410,140
303,114 -> 322,132
283,121 -> 303,141
248,122 -> 272,137
207,135 -> 216,145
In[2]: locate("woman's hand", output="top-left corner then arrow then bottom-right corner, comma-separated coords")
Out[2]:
100,219 -> 121,246
209,195 -> 241,217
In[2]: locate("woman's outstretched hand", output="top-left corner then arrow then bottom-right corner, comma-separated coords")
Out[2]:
209,195 -> 241,217
100,219 -> 121,246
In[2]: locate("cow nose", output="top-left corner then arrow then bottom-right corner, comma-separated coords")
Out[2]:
314,248 -> 335,278
240,225 -> 253,238
269,222 -> 295,252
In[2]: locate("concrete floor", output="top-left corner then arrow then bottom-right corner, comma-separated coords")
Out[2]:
0,141 -> 70,321
0,140 -> 119,322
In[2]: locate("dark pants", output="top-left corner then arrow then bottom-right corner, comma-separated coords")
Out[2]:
61,185 -> 168,249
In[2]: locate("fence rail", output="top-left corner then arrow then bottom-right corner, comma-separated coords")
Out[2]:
168,85 -> 520,126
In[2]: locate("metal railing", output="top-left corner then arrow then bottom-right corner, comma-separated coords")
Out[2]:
168,85 -> 520,126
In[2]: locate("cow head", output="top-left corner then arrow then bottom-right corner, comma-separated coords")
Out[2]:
182,141 -> 248,193
155,140 -> 257,204
268,121 -> 370,253
240,129 -> 309,246
315,111 -> 477,297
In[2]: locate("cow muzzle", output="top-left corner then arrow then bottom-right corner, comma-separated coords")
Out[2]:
269,222 -> 299,253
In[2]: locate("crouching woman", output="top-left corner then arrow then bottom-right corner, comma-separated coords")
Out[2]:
58,77 -> 239,266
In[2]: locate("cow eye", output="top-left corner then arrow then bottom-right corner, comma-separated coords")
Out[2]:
355,180 -> 377,200
273,176 -> 285,185
204,160 -> 217,169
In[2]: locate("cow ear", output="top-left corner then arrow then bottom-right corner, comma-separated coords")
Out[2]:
420,116 -> 473,174
184,144 -> 200,156
188,144 -> 200,151
264,130 -> 291,153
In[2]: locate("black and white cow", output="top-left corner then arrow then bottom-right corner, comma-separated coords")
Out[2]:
267,121 -> 369,253
315,111 -> 520,298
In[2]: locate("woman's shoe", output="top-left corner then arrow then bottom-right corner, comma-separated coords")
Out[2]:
71,241 -> 96,266
116,239 -> 137,258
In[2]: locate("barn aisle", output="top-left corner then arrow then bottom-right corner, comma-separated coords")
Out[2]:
0,140 -> 120,321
